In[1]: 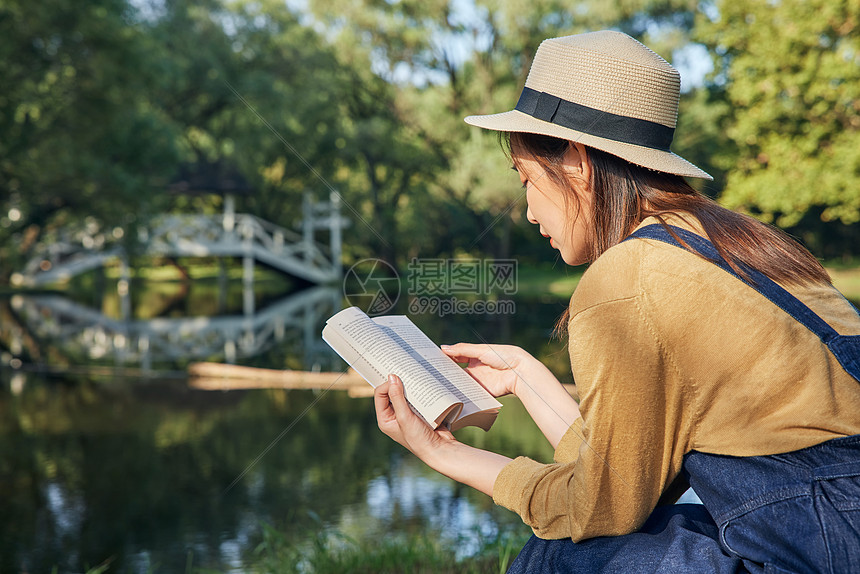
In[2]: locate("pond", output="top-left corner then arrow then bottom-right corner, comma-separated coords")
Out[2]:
0,276 -> 574,573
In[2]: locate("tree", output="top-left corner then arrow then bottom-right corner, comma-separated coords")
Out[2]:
0,0 -> 374,280
148,0 -> 351,224
0,0 -> 182,280
696,0 -> 860,237
303,0 -> 707,264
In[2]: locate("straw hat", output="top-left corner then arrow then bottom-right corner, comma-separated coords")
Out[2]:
465,30 -> 712,180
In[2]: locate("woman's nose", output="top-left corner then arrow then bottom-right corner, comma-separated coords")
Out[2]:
526,205 -> 537,224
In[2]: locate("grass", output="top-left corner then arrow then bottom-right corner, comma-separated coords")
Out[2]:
515,264 -> 584,298
25,253 -> 860,303
243,522 -> 530,574
99,257 -> 293,284
72,521 -> 530,574
514,262 -> 860,304
827,264 -> 860,304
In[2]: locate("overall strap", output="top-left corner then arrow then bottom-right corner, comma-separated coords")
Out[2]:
626,224 -> 860,383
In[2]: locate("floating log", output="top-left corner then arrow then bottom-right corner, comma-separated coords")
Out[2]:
187,361 -> 577,399
187,362 -> 370,394
189,376 -> 376,397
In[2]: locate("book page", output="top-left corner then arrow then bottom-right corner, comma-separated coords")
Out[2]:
324,307 -> 461,425
372,315 -> 502,415
321,324 -> 386,386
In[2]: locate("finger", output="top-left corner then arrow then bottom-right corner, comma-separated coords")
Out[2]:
385,374 -> 417,422
441,342 -> 486,362
374,381 -> 391,413
441,342 -> 478,355
374,382 -> 399,428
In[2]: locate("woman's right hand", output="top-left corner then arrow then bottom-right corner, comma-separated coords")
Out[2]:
440,343 -> 543,398
444,342 -> 580,449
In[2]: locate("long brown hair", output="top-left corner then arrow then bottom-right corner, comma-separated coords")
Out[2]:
505,132 -> 830,334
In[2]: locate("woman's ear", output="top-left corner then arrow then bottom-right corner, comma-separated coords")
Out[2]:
574,142 -> 592,184
563,141 -> 592,191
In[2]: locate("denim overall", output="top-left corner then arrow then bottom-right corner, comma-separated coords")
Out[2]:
508,225 -> 860,573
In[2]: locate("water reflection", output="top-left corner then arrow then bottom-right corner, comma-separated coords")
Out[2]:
0,281 -> 572,573
8,285 -> 341,371
0,377 -> 545,573
361,463 -> 504,558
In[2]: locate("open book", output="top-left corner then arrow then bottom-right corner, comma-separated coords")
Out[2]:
322,307 -> 502,431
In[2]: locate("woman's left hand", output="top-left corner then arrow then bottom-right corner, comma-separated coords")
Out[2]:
374,374 -> 456,459
374,374 -> 512,497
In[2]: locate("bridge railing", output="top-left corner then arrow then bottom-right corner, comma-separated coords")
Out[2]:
14,194 -> 345,287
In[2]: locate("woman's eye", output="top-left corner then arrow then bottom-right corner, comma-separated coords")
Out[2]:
521,181 -> 529,190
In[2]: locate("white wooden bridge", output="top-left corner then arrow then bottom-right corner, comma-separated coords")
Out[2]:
10,286 -> 342,370
12,192 -> 346,288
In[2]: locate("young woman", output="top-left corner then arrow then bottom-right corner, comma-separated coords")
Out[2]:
373,30 -> 860,572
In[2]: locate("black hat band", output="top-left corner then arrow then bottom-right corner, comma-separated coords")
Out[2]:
515,87 -> 675,151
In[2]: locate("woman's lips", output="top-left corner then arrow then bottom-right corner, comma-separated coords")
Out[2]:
539,230 -> 555,248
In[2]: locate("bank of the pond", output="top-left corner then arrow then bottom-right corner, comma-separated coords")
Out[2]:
828,262 -> 860,304
75,526 -> 530,574
67,256 -> 860,304
515,265 -> 583,299
515,262 -> 860,304
244,523 -> 531,574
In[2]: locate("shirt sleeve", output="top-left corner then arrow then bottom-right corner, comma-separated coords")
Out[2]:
553,417 -> 586,464
491,292 -> 695,541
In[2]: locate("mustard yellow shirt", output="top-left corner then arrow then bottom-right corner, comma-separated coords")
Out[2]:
493,216 -> 860,541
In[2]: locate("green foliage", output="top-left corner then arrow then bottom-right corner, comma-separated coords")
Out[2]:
697,0 -> 860,228
305,0 -> 708,263
2,0 -> 858,281
248,518 -> 527,574
0,0 -> 182,275
0,0 -> 375,278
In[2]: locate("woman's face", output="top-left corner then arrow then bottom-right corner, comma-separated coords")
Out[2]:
513,142 -> 594,266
